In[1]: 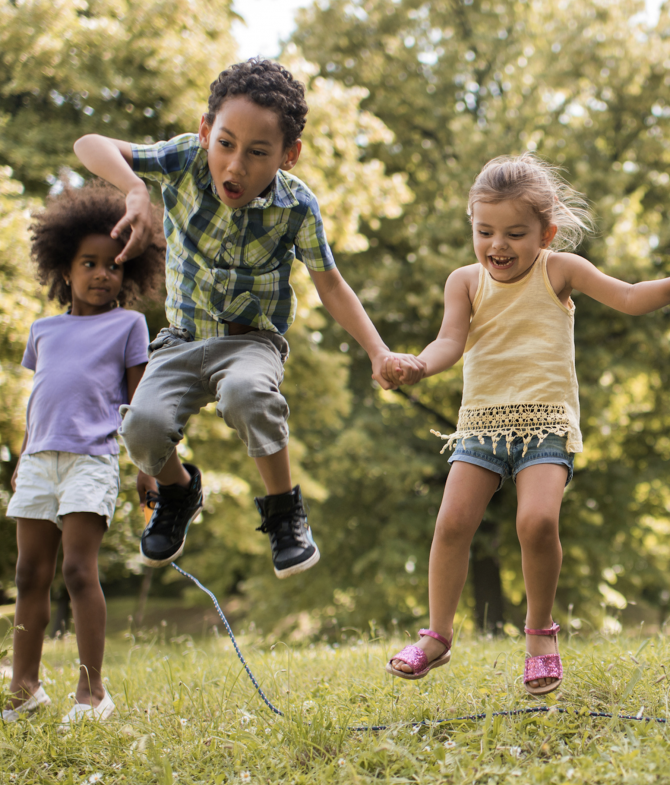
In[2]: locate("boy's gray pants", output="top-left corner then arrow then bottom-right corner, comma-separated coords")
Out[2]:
119,330 -> 290,475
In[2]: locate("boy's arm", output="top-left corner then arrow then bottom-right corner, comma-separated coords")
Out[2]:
73,134 -> 154,263
413,267 -> 474,379
308,268 -> 425,390
552,252 -> 670,314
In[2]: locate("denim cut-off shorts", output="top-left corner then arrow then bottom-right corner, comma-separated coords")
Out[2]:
448,432 -> 574,491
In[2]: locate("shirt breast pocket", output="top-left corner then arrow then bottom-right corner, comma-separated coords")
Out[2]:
243,221 -> 290,269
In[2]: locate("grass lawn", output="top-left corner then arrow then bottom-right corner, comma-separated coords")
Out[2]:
1,626 -> 669,784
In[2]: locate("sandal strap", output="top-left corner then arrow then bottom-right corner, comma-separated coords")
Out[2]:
389,644 -> 428,674
524,653 -> 563,683
419,628 -> 452,649
524,622 -> 560,636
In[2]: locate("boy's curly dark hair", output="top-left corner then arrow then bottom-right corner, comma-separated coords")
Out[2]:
205,58 -> 308,148
31,179 -> 165,307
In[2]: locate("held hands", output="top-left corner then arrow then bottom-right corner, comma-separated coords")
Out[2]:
371,352 -> 426,389
111,184 -> 154,263
137,470 -> 158,508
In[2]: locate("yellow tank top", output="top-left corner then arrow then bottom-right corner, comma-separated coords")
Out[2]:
436,248 -> 582,455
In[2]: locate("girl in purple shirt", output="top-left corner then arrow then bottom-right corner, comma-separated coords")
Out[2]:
3,182 -> 163,725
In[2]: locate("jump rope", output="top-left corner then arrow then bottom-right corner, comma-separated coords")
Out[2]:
169,562 -> 669,730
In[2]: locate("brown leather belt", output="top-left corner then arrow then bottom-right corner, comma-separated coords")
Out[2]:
225,320 -> 258,336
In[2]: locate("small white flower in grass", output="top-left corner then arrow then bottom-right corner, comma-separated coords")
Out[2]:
443,740 -> 456,749
566,768 -> 576,779
510,746 -> 522,758
264,728 -> 271,734
240,715 -> 250,726
337,758 -> 346,767
240,772 -> 251,782
410,724 -> 421,735
179,718 -> 188,726
88,775 -> 103,784
423,745 -> 431,752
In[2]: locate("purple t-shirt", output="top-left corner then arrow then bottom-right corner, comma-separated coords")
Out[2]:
22,308 -> 150,456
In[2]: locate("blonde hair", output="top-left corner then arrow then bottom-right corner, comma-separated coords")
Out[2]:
467,153 -> 593,251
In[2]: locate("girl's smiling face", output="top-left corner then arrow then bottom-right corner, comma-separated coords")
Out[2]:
67,234 -> 125,316
472,199 -> 557,283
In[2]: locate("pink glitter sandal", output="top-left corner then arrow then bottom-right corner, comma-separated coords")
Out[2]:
524,622 -> 563,696
386,629 -> 452,680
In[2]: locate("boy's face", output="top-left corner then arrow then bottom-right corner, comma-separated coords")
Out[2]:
198,95 -> 301,209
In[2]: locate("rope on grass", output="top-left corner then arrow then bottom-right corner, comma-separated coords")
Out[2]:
171,562 -> 668,730
170,562 -> 283,717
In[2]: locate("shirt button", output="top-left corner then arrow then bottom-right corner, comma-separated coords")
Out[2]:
226,241 -> 233,249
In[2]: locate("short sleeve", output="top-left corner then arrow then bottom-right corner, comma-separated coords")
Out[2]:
131,134 -> 200,185
294,195 -> 337,272
124,314 -> 151,367
21,324 -> 37,371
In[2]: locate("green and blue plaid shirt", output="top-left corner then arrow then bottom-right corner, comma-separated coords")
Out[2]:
131,134 -> 336,339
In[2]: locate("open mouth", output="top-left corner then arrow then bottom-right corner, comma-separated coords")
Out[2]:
489,255 -> 515,269
223,180 -> 244,200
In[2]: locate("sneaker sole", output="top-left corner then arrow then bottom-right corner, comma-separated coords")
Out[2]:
274,546 -> 321,579
139,506 -> 203,568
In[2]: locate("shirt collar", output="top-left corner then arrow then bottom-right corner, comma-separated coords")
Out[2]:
193,145 -> 213,191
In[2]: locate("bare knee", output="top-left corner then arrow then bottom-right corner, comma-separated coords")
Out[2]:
15,557 -> 55,596
62,559 -> 99,598
434,507 -> 478,546
516,513 -> 559,551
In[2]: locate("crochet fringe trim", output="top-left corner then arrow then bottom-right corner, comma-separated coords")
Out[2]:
432,403 -> 572,457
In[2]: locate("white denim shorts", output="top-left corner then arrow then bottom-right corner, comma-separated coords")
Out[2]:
6,451 -> 120,529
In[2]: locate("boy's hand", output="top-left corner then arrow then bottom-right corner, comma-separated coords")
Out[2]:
112,184 -> 154,263
371,352 -> 426,389
137,470 -> 158,508
385,353 -> 426,387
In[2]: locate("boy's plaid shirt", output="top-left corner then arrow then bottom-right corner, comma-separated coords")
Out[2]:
131,134 -> 336,339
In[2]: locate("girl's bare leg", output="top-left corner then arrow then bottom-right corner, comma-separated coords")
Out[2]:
60,512 -> 107,706
6,518 -> 61,709
392,462 -> 500,672
515,463 -> 568,689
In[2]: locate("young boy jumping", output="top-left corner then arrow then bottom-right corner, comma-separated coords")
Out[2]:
74,58 -> 422,578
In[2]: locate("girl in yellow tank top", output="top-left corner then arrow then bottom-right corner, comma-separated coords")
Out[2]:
384,154 -> 670,694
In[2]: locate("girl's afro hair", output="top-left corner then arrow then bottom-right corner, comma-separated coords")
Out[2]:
31,178 -> 165,306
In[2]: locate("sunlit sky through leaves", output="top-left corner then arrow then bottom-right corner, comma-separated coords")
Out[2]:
233,0 -> 665,61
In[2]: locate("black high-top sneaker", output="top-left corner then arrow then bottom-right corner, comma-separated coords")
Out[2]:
140,464 -> 203,567
254,485 -> 320,578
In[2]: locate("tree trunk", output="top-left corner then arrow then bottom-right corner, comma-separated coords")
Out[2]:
470,519 -> 505,634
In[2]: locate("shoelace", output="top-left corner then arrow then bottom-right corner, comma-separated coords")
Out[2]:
256,512 -> 307,554
145,490 -> 190,534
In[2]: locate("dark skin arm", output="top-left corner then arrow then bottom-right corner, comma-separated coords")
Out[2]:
126,363 -> 157,505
